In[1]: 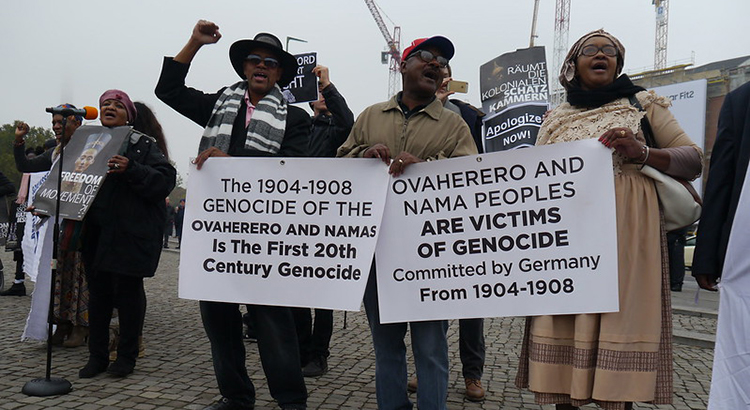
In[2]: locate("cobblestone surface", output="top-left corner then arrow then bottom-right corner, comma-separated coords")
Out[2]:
0,248 -> 715,409
673,314 -> 717,336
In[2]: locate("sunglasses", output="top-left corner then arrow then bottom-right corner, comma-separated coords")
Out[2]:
408,50 -> 449,68
580,44 -> 618,57
244,54 -> 280,69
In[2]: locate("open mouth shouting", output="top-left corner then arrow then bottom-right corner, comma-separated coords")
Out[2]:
251,70 -> 269,82
102,109 -> 118,120
423,68 -> 441,85
591,60 -> 609,74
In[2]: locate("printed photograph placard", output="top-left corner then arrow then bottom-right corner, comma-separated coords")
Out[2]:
32,126 -> 130,220
480,46 -> 549,152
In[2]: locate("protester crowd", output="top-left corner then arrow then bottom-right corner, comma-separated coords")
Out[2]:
2,18 -> 746,410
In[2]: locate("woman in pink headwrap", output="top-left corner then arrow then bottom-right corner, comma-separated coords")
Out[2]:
77,90 -> 176,379
515,30 -> 702,409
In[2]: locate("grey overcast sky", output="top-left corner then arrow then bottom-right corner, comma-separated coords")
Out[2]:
2,0 -> 748,181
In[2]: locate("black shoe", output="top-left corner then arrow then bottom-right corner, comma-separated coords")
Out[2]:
671,284 -> 683,292
79,360 -> 108,378
107,359 -> 134,377
243,329 -> 257,342
302,356 -> 328,377
0,282 -> 26,296
203,397 -> 254,410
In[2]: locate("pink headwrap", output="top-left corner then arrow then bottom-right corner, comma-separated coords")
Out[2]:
559,29 -> 626,91
99,89 -> 137,123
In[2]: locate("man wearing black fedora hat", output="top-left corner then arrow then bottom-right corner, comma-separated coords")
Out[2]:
156,20 -> 309,410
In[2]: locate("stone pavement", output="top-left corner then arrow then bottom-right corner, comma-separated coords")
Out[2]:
0,245 -> 716,409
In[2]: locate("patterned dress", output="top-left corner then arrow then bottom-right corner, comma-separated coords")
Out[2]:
515,91 -> 702,409
53,220 -> 88,326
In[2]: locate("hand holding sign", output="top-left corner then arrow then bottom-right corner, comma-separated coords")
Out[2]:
363,144 -> 392,165
313,65 -> 331,90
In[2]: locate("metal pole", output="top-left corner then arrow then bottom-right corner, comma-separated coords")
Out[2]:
529,0 -> 540,47
285,36 -> 308,52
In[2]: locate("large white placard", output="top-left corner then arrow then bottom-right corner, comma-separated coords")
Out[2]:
651,79 -> 707,195
179,157 -> 389,311
375,139 -> 619,323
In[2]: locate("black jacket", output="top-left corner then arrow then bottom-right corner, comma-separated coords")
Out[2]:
14,144 -> 55,173
155,57 -> 310,158
81,133 -> 176,278
0,171 -> 14,198
449,99 -> 486,154
308,83 -> 354,157
693,81 -> 750,279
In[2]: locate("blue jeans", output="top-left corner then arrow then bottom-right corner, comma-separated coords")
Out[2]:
364,267 -> 449,410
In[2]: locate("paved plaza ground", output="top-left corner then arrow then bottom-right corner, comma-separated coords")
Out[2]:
0,246 -> 717,409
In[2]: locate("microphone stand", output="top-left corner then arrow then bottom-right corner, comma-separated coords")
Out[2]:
22,116 -> 73,396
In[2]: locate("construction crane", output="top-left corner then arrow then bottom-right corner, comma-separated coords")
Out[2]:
364,0 -> 401,98
551,0 -> 571,107
653,0 -> 669,70
529,0 -> 541,47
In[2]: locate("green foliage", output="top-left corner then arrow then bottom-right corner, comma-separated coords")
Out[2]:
0,122 -> 54,191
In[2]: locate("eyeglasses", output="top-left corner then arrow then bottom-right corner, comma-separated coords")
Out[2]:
244,54 -> 280,69
408,50 -> 449,68
580,44 -> 618,57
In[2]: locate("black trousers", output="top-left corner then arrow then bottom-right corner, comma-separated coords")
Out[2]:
12,250 -> 24,281
667,229 -> 687,287
458,318 -> 485,379
1,250 -> 25,282
292,308 -> 333,365
200,301 -> 307,408
87,271 -> 145,366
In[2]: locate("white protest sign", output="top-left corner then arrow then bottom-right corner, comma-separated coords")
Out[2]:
375,139 -> 619,323
179,157 -> 389,311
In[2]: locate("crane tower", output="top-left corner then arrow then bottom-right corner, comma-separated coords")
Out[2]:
365,0 -> 402,98
551,0 -> 571,107
654,0 -> 669,70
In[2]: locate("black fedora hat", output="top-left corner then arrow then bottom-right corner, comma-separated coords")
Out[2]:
229,33 -> 297,87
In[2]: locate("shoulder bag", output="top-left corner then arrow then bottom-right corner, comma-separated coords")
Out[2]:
629,95 -> 702,232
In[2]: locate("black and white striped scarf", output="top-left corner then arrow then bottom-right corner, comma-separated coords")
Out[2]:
198,81 -> 287,155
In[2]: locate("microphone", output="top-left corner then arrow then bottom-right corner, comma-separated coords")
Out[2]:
45,105 -> 98,120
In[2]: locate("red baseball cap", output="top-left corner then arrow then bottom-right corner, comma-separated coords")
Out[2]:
402,36 -> 455,62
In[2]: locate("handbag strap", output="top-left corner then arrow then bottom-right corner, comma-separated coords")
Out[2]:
628,95 -> 657,148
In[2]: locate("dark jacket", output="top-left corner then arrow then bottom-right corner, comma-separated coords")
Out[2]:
155,57 -> 310,158
174,204 -> 185,230
449,99 -> 486,153
693,81 -> 750,279
0,171 -> 14,225
14,144 -> 55,173
0,171 -> 14,198
308,83 -> 354,157
165,203 -> 176,229
81,132 -> 176,278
